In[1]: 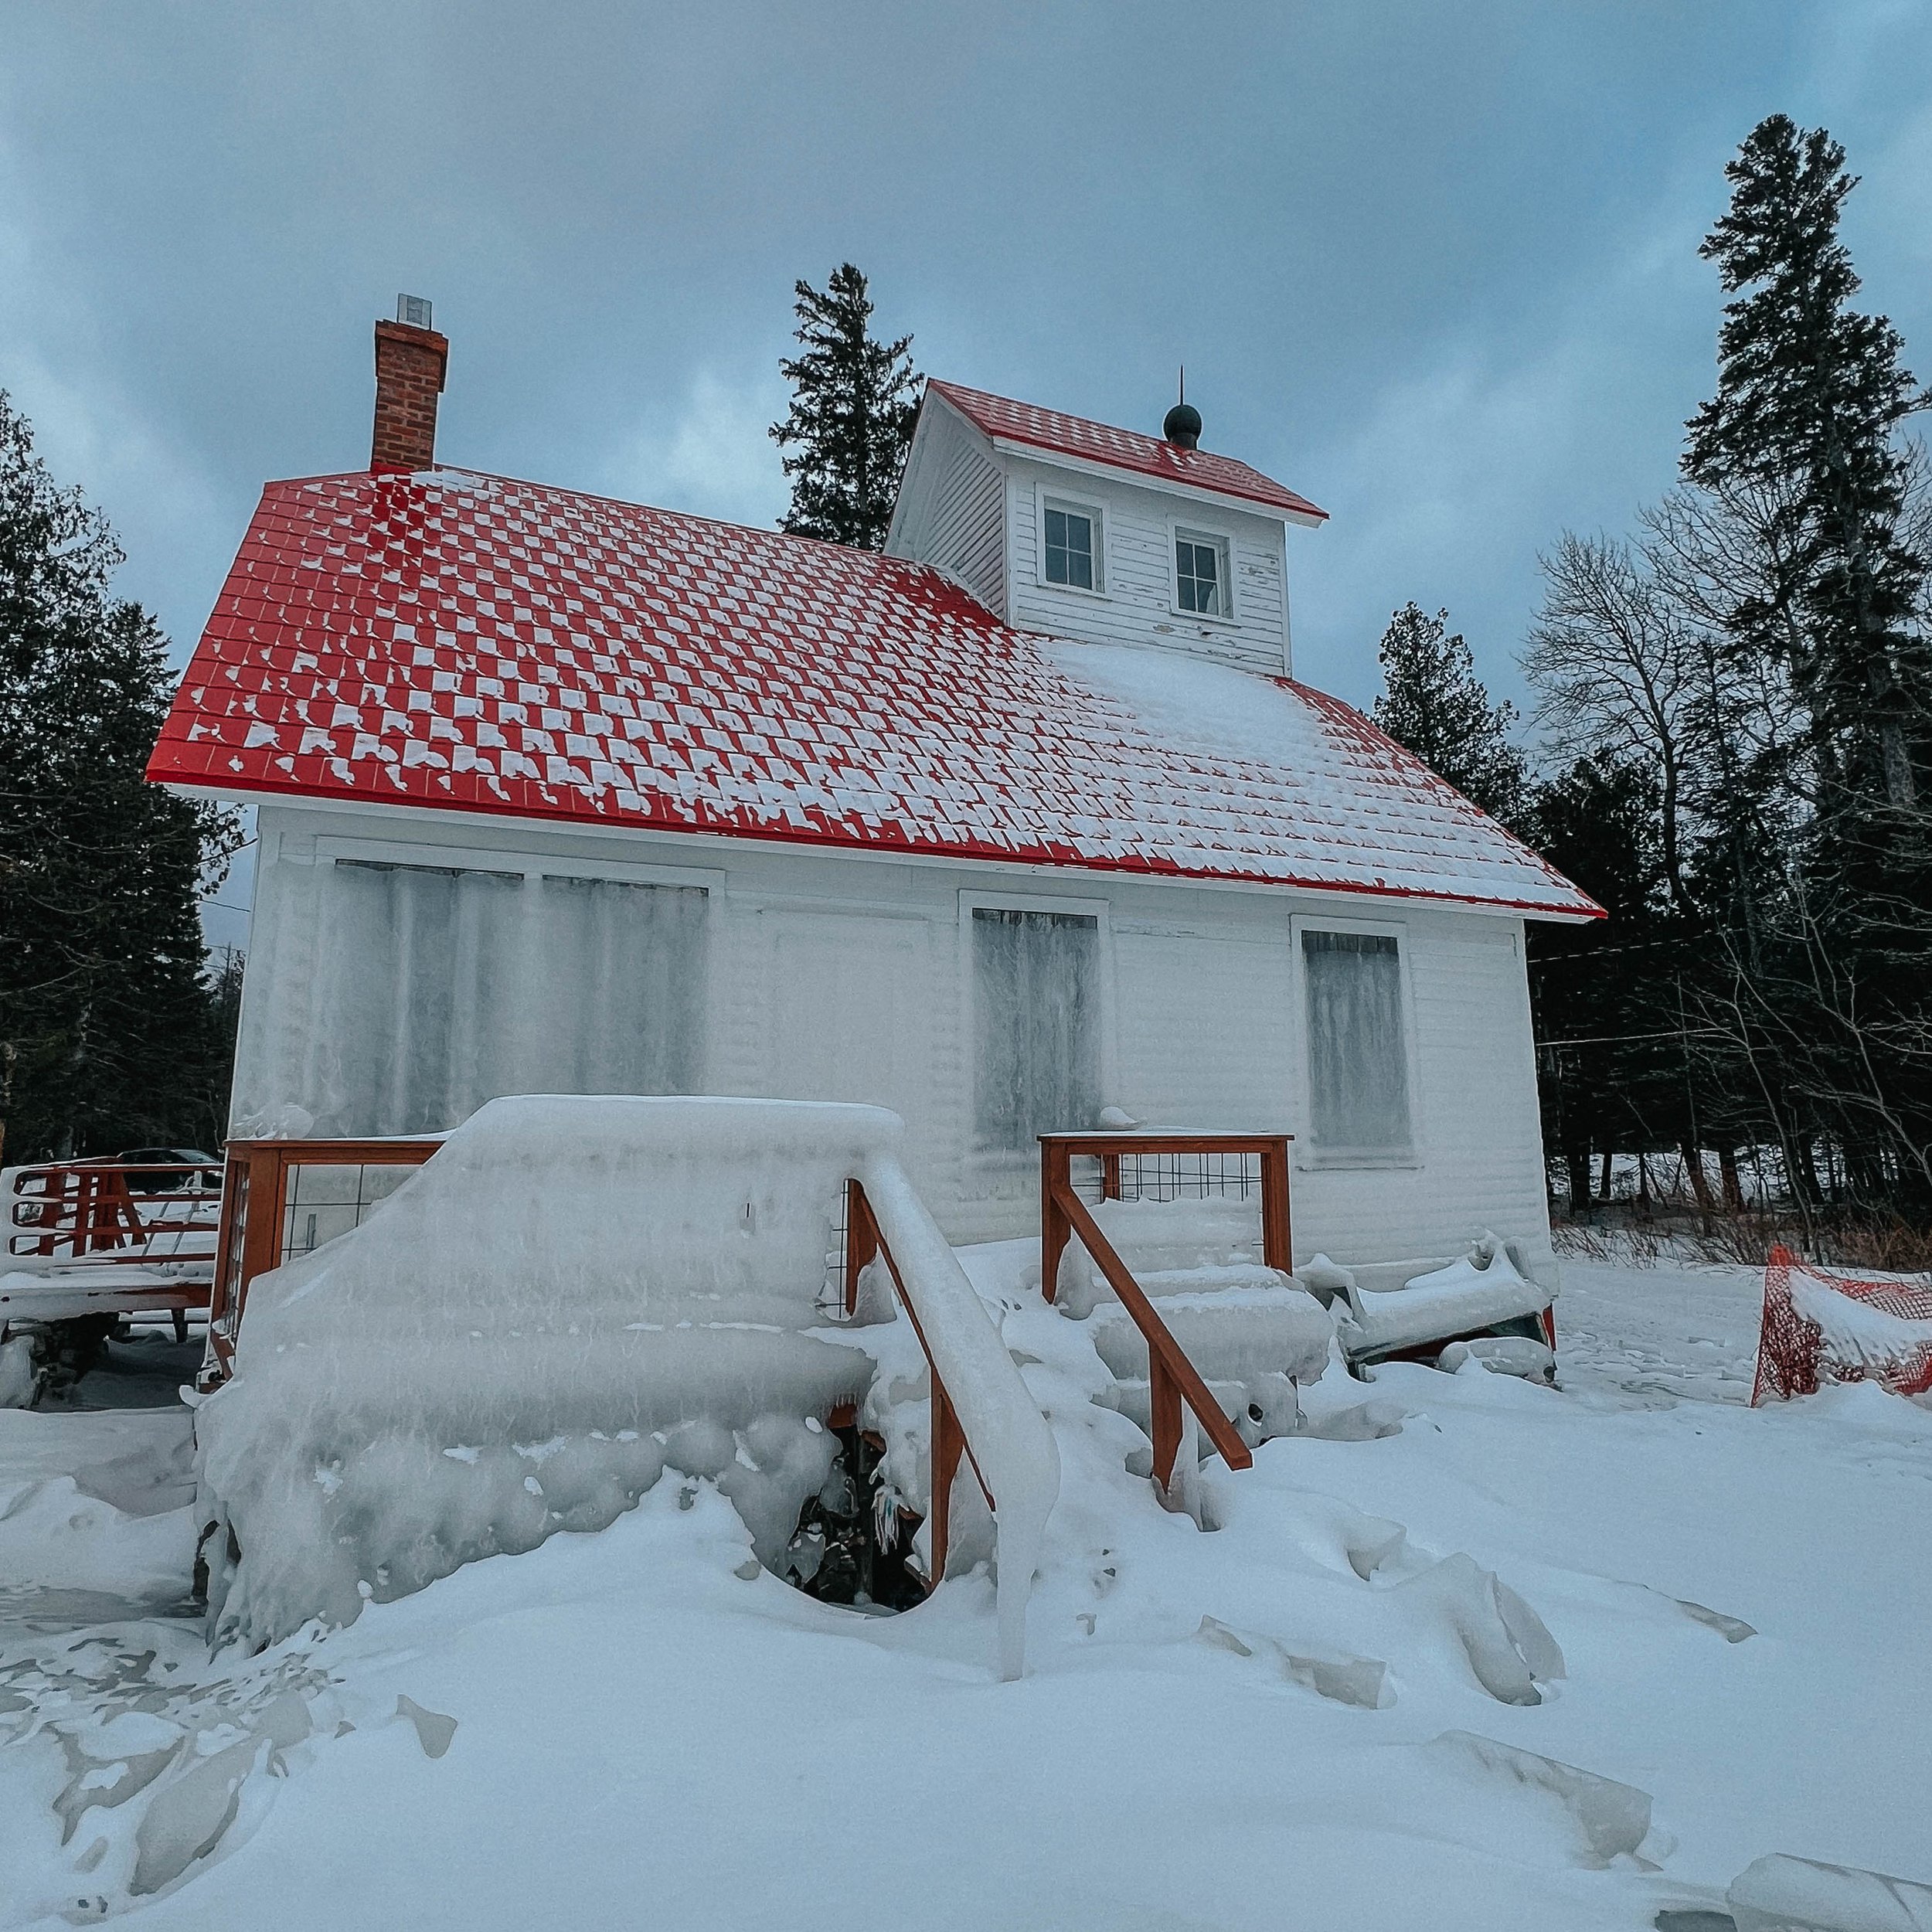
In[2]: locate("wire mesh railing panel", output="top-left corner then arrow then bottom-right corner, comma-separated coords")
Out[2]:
1066,1149 -> 1264,1206
277,1162 -> 419,1265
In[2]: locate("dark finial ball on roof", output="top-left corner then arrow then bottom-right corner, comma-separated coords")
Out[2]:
1162,402 -> 1202,451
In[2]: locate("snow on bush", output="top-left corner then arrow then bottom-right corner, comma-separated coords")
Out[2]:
195,1097 -> 1057,1668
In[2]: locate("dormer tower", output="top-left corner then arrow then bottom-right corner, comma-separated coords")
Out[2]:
885,380 -> 1325,677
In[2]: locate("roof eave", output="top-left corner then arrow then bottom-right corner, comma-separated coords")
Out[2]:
885,384 -> 1002,556
155,774 -> 1603,920
986,434 -> 1325,526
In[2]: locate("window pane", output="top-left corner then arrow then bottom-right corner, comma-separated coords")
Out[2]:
1301,930 -> 1411,1150
1177,537 -> 1223,616
972,909 -> 1100,1153
1195,544 -> 1220,614
1067,525 -> 1094,590
1044,508 -> 1069,585
1046,507 -> 1094,590
314,862 -> 707,1134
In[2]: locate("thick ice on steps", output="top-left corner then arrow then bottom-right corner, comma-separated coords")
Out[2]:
196,1096 -> 1056,1674
1050,1197 -> 1336,1445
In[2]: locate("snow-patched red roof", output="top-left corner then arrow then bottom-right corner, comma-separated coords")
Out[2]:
926,379 -> 1328,523
148,468 -> 1596,917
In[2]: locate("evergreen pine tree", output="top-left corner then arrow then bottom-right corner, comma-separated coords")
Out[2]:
0,392 -> 239,1161
1684,117 -> 1932,1215
1685,114 -> 1930,834
770,264 -> 920,550
1372,601 -> 1529,828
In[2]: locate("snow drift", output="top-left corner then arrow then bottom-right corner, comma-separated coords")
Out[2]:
194,1096 -> 1057,1672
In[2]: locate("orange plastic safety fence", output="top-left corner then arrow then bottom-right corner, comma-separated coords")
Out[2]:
1751,1243 -> 1932,1405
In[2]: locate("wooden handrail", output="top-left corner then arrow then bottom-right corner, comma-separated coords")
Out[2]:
1049,1180 -> 1253,1492
1040,1131 -> 1294,1500
9,1162 -> 222,1263
843,1177 -> 995,1587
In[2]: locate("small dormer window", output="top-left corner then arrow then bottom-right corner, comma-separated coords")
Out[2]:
1043,501 -> 1100,592
1175,530 -> 1230,617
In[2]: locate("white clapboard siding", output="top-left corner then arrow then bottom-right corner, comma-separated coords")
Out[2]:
888,403 -> 1006,615
1002,457 -> 1290,676
920,436 -> 1006,615
240,803 -> 1556,1276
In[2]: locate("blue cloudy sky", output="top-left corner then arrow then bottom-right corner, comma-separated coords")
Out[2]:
5,2 -> 1930,944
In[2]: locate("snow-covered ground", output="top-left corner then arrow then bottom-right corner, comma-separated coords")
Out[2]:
2,1255 -> 1928,1930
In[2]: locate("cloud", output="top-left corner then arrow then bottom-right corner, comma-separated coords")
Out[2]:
1290,175 -> 1722,719
598,366 -> 791,532
0,149 -> 230,665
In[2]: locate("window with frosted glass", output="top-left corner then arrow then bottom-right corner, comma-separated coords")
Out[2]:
313,861 -> 708,1135
1043,504 -> 1097,590
1301,929 -> 1412,1152
972,908 -> 1100,1153
1175,532 -> 1228,616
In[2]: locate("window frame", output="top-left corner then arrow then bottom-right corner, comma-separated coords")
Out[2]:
959,887 -> 1114,1175
1289,912 -> 1423,1169
314,833 -> 725,893
1168,520 -> 1237,624
1035,489 -> 1108,599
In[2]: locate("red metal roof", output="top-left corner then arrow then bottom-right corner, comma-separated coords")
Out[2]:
148,469 -> 1596,918
926,379 -> 1328,522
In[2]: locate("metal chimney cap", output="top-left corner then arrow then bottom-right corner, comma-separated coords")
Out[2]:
1163,401 -> 1202,451
396,294 -> 434,329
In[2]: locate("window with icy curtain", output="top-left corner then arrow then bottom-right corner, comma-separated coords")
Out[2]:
972,908 -> 1100,1153
315,862 -> 708,1134
1301,930 -> 1412,1152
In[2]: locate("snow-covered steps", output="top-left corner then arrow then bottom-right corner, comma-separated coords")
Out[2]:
1080,1274 -> 1336,1455
1085,1280 -> 1335,1387
1049,1196 -> 1338,1461
1053,1198 -> 1273,1318
1095,1370 -> 1305,1451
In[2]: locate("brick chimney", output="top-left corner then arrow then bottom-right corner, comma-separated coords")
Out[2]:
371,296 -> 448,473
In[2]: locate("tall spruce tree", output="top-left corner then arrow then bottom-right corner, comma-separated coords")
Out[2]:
1685,114 -> 1930,838
1684,117 -> 1932,1213
1372,601 -> 1529,828
770,264 -> 920,550
0,392 -> 239,1161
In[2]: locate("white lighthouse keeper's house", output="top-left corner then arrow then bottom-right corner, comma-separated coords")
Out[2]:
147,309 -> 1599,1267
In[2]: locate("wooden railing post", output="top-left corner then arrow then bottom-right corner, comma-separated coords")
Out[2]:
1049,1178 -> 1253,1479
1040,1139 -> 1073,1304
247,1148 -> 291,1305
930,1379 -> 964,1584
844,1176 -> 878,1317
843,1179 -> 995,1596
1148,1355 -> 1183,1495
1260,1138 -> 1293,1274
